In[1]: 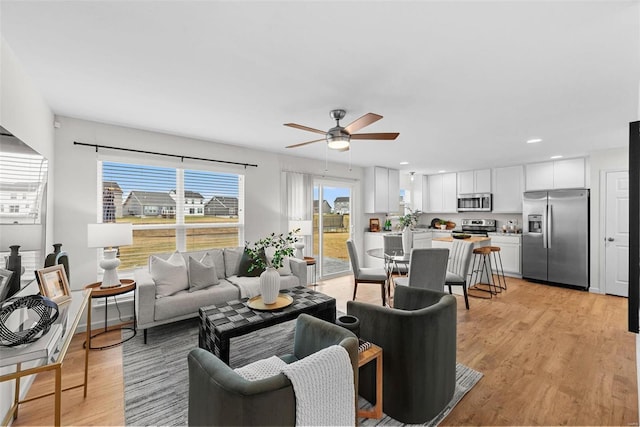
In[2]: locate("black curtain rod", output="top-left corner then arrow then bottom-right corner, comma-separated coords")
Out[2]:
73,141 -> 258,168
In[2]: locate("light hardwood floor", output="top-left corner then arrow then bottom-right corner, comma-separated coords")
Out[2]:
12,276 -> 638,426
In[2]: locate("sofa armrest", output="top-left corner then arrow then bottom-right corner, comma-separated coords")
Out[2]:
289,257 -> 307,286
134,268 -> 156,328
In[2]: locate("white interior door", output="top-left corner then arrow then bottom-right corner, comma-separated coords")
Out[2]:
604,171 -> 629,297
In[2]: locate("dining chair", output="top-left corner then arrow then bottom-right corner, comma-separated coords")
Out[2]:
383,234 -> 408,275
445,239 -> 474,309
393,248 -> 449,292
346,240 -> 388,306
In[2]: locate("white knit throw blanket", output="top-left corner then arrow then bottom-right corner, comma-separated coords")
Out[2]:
281,345 -> 355,426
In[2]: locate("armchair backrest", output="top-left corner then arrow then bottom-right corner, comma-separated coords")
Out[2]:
449,240 -> 474,278
406,248 -> 449,291
346,240 -> 361,276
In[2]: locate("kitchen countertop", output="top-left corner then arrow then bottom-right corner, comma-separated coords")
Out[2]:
433,236 -> 491,243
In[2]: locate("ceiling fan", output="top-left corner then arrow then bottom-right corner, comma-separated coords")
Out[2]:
284,109 -> 399,152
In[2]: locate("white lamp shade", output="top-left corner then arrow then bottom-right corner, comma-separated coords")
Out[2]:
0,224 -> 43,251
289,220 -> 313,236
87,223 -> 133,248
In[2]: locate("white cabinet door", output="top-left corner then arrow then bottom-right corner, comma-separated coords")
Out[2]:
363,233 -> 384,268
475,169 -> 492,193
387,168 -> 400,214
491,235 -> 521,275
425,174 -> 443,212
442,173 -> 457,212
493,165 -> 524,213
412,232 -> 432,249
457,171 -> 474,194
553,158 -> 585,189
374,166 -> 389,213
525,162 -> 554,191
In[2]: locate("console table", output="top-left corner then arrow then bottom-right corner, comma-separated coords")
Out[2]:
199,286 -> 336,364
0,289 -> 91,427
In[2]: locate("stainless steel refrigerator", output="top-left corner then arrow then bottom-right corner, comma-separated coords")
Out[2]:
522,189 -> 590,289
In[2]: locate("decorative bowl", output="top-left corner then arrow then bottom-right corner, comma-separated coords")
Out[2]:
452,234 -> 472,239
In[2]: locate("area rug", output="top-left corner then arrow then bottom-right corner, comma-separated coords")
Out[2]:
123,317 -> 482,426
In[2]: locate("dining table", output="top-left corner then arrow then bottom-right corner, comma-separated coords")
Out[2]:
366,248 -> 411,297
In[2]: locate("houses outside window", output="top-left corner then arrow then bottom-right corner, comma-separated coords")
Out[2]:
102,161 -> 244,271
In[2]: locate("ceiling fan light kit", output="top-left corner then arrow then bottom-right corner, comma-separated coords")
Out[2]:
284,109 -> 399,151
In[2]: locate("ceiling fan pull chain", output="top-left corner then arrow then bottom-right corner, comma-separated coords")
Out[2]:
324,143 -> 329,172
348,147 -> 352,172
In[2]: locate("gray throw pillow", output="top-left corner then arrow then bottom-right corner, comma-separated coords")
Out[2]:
224,247 -> 244,277
150,251 -> 189,298
188,253 -> 220,292
237,249 -> 266,277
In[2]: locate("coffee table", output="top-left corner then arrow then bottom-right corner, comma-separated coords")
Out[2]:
198,286 -> 336,365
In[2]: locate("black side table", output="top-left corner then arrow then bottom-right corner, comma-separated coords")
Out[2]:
84,279 -> 136,350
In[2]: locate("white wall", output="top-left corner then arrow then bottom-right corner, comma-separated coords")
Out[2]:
589,147 -> 628,293
53,116 -> 365,291
0,36 -> 55,424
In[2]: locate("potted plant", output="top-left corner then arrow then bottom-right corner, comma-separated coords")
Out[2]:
438,219 -> 448,230
397,208 -> 422,255
245,230 -> 298,304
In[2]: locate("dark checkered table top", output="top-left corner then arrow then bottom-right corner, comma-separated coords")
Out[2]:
199,286 -> 336,337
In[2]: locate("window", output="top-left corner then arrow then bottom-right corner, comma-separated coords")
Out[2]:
9,205 -> 19,213
101,161 -> 244,270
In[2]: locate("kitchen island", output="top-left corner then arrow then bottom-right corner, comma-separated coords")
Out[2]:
432,236 -> 491,296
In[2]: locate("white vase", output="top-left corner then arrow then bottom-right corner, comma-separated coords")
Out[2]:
402,226 -> 412,256
260,267 -> 280,304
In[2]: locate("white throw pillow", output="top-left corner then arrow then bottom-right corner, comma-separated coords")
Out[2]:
150,251 -> 189,298
264,247 -> 292,276
188,253 -> 220,292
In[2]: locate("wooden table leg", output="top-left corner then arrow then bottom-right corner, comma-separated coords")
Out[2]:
13,362 -> 21,420
84,295 -> 91,397
54,365 -> 61,427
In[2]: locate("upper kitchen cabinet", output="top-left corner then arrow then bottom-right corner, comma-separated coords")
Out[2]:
364,166 -> 400,213
492,165 -> 524,213
423,172 -> 457,213
457,169 -> 491,194
525,158 -> 585,191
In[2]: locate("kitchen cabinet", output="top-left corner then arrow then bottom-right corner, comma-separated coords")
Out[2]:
363,232 -> 384,268
492,165 -> 524,213
423,173 -> 457,213
458,169 -> 491,194
364,166 -> 400,213
412,231 -> 432,249
525,158 -> 585,191
490,234 -> 521,276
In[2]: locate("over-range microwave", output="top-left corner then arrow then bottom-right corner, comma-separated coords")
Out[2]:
457,193 -> 492,212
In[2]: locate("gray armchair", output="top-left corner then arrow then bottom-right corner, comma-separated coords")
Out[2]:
347,286 -> 457,424
187,314 -> 359,426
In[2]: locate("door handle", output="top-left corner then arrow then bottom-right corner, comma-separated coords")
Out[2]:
607,237 -> 615,242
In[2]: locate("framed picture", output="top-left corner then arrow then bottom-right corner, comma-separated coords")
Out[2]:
36,265 -> 71,304
369,218 -> 380,232
0,268 -> 13,303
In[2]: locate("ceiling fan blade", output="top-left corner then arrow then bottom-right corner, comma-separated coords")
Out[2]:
285,138 -> 326,148
344,113 -> 383,134
284,123 -> 327,135
350,132 -> 400,140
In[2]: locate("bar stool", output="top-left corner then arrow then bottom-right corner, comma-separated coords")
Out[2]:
468,246 -> 498,298
489,246 -> 507,291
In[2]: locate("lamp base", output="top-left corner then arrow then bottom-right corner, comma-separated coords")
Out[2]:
294,242 -> 305,259
100,249 -> 122,288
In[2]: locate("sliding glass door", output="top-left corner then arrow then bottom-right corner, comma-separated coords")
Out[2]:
313,180 -> 353,278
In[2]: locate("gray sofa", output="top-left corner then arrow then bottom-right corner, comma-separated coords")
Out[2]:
135,247 -> 307,343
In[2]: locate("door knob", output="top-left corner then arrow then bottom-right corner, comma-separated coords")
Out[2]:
607,237 -> 615,242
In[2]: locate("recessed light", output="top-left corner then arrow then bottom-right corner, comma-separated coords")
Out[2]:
527,138 -> 542,144
438,170 -> 446,173
400,161 -> 409,165
550,155 -> 563,159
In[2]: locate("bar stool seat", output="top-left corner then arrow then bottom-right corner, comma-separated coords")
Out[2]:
488,246 -> 507,291
468,246 -> 497,298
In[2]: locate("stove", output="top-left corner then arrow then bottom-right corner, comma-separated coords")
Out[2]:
460,219 -> 496,236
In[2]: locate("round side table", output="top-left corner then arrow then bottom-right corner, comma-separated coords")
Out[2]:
84,279 -> 136,350
304,256 -> 317,287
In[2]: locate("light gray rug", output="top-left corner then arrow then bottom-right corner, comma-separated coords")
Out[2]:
123,317 -> 482,426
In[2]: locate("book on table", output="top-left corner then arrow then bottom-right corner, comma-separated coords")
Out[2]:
358,339 -> 372,353
0,324 -> 63,367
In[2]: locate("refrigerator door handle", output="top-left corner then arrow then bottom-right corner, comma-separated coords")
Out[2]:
542,204 -> 548,248
548,204 -> 552,248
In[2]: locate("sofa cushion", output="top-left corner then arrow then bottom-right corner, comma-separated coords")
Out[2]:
264,247 -> 292,276
154,279 -> 240,321
224,247 -> 244,277
150,249 -> 225,280
237,249 -> 266,277
188,253 -> 220,292
151,251 -> 189,298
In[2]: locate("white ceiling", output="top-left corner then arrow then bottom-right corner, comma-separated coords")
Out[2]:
1,1 -> 638,175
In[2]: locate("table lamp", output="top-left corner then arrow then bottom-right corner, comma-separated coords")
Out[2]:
288,220 -> 313,259
87,223 -> 133,288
